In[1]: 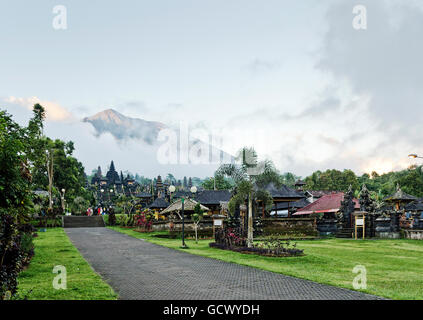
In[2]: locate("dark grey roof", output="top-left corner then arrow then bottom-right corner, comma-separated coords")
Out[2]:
149,197 -> 169,209
405,201 -> 423,211
196,190 -> 231,205
295,180 -> 306,186
263,183 -> 305,200
271,198 -> 310,210
384,185 -> 417,202
172,191 -> 191,198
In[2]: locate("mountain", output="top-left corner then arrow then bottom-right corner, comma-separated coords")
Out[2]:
82,109 -> 234,177
83,109 -> 166,145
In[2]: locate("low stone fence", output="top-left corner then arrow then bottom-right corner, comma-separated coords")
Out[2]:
151,219 -> 214,238
152,219 -> 214,232
152,217 -> 318,237
262,218 -> 318,236
404,230 -> 423,240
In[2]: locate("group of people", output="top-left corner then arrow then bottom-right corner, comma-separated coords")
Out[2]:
86,207 -> 110,216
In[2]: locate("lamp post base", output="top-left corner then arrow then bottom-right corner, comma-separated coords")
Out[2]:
180,244 -> 189,249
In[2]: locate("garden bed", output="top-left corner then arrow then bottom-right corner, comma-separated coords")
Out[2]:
255,235 -> 319,241
209,242 -> 304,257
152,233 -> 213,240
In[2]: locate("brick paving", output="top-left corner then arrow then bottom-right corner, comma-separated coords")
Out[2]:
65,227 -> 382,300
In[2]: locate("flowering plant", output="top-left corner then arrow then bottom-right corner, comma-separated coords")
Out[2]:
135,209 -> 153,231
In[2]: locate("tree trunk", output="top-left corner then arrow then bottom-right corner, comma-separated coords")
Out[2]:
247,191 -> 253,248
46,151 -> 53,209
195,223 -> 198,243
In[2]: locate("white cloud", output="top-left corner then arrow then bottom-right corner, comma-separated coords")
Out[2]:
4,96 -> 74,122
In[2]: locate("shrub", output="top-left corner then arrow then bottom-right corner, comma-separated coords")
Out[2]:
108,209 -> 116,226
0,213 -> 24,299
135,210 -> 153,231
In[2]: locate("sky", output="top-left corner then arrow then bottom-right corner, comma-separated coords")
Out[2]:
1,0 -> 422,178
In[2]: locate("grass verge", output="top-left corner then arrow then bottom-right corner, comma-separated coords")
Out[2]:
17,228 -> 117,300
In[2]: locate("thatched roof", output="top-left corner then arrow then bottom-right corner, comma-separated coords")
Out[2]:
384,184 -> 417,203
405,200 -> 423,211
161,198 -> 210,214
149,197 -> 169,209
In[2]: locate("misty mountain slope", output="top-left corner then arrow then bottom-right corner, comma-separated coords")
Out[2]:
83,109 -> 166,144
82,109 -> 235,172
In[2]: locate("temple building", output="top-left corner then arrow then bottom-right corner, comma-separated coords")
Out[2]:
106,161 -> 120,184
91,166 -> 103,185
90,161 -> 148,198
195,190 -> 231,215
261,183 -> 306,218
294,192 -> 360,217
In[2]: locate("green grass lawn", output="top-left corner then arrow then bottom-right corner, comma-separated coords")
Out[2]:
109,226 -> 423,300
17,228 -> 117,300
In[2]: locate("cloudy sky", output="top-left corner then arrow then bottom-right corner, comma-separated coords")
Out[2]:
1,0 -> 422,178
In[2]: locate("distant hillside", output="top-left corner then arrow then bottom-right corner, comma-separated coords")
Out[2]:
83,109 -> 166,144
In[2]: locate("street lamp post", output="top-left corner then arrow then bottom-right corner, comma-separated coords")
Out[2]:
181,197 -> 186,248
181,186 -> 197,249
169,185 -> 176,202
108,189 -> 113,213
60,188 -> 66,214
100,189 -> 104,214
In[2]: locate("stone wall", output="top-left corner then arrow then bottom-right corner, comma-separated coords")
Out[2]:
316,219 -> 337,235
404,230 -> 423,240
262,218 -> 318,236
152,219 -> 214,232
152,218 -> 319,237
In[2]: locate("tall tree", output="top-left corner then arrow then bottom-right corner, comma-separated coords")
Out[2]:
216,147 -> 278,247
166,173 -> 176,185
202,176 -> 233,190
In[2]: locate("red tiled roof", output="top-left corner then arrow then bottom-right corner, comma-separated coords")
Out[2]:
307,190 -> 337,198
293,192 -> 359,215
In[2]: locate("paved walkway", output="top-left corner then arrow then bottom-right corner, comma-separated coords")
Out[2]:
65,227 -> 381,300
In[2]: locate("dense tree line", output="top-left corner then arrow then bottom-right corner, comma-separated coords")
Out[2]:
0,104 -> 93,299
304,166 -> 423,199
304,169 -> 359,193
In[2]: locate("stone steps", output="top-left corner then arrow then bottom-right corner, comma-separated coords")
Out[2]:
63,216 -> 105,228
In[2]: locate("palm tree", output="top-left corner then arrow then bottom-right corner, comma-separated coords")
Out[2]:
215,147 -> 280,247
